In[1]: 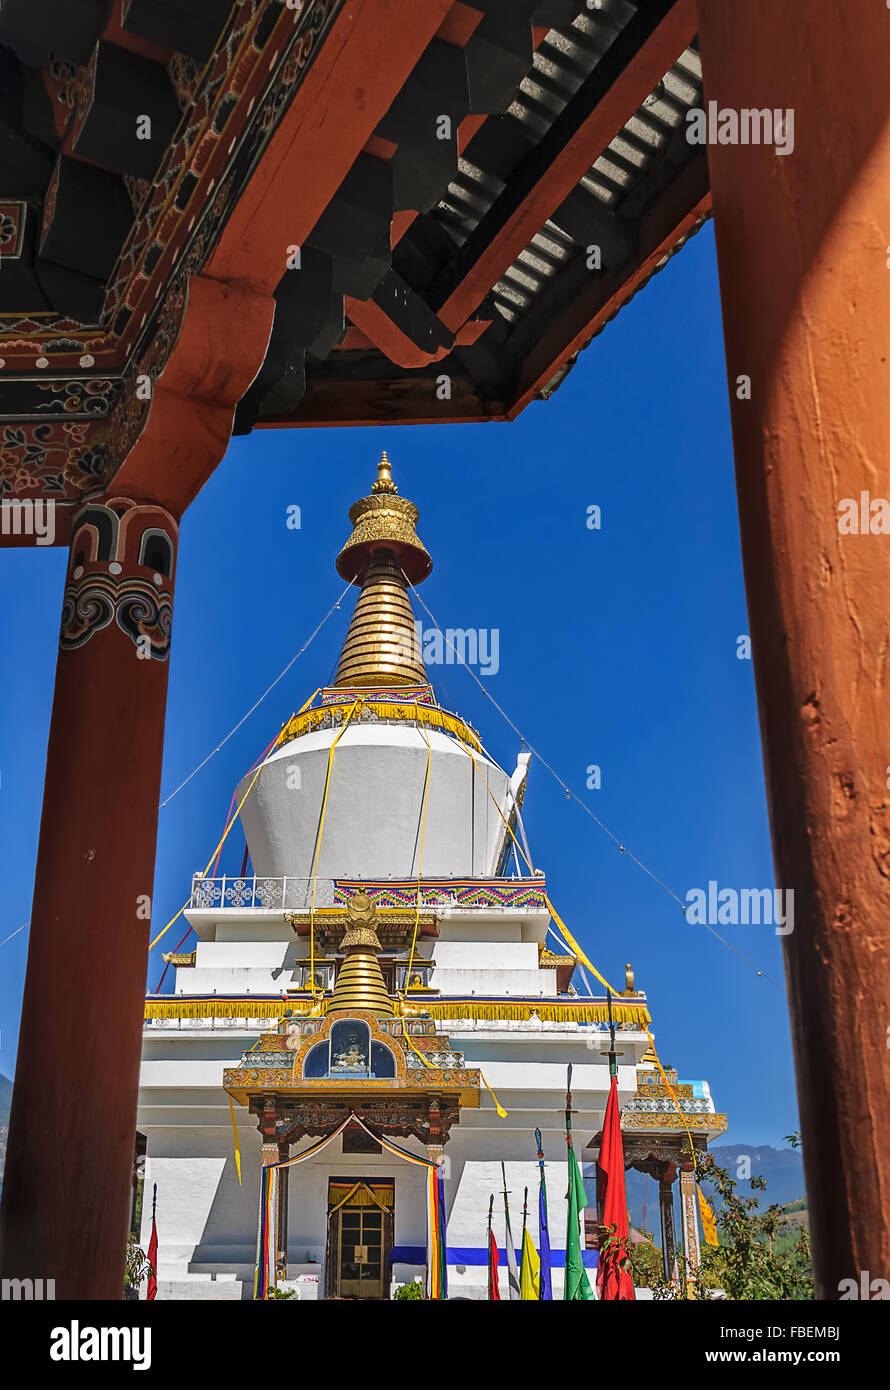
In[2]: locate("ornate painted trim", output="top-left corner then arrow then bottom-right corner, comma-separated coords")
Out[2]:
0,0 -> 344,370
280,700 -> 484,754
60,571 -> 173,656
59,498 -> 177,657
333,877 -> 547,910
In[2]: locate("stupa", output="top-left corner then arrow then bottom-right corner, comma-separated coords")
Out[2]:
138,454 -> 726,1299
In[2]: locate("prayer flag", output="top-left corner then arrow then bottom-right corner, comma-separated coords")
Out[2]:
565,1077 -> 594,1300
698,1184 -> 719,1248
596,1074 -> 635,1299
488,1225 -> 501,1300
520,1226 -> 541,1299
146,1189 -> 158,1302
535,1129 -> 552,1300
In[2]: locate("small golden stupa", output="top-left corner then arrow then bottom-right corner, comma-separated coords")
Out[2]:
327,891 -> 394,1018
334,452 -> 432,687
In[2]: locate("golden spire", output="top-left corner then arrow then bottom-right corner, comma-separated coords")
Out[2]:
327,891 -> 394,1018
334,452 -> 432,688
371,450 -> 397,494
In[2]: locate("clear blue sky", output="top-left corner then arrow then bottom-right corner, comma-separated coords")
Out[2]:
0,222 -> 798,1147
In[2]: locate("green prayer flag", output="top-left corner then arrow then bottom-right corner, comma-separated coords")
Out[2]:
565,1127 -> 594,1300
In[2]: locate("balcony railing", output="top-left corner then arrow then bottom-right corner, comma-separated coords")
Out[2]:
189,875 -> 335,911
188,873 -> 548,913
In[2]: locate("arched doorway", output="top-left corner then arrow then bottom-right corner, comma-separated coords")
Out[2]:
325,1179 -> 394,1299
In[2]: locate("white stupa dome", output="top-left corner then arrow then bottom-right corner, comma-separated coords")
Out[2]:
236,451 -> 525,888
238,715 -> 513,881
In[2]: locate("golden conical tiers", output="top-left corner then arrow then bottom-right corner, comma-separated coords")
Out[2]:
328,948 -> 394,1018
334,552 -> 425,686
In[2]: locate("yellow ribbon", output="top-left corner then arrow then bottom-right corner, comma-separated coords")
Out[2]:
228,1092 -> 242,1186
645,1030 -> 719,1249
544,896 -> 627,1000
451,728 -> 626,1001
308,697 -> 363,994
398,1007 -> 507,1117
403,720 -> 433,995
149,734 -> 284,951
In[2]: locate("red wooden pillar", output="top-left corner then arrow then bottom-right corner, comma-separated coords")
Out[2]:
0,497 -> 178,1298
696,0 -> 890,1296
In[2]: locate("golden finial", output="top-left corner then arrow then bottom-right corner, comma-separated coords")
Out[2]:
336,453 -> 431,587
371,450 -> 398,495
622,962 -> 641,996
327,891 -> 394,1018
333,451 -> 432,688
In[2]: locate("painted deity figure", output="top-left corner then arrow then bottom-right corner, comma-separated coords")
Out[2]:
332,1028 -> 367,1072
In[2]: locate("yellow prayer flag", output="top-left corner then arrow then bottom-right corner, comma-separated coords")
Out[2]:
520,1226 -> 541,1299
697,1184 -> 718,1247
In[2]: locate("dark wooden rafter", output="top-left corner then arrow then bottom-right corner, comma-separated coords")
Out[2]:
258,147 -> 709,428
0,0 -> 709,508
247,0 -> 701,427
246,3 -> 569,414
0,5 -> 187,321
429,0 -> 697,331
258,360 -> 503,427
68,39 -> 181,180
507,146 -> 711,416
121,0 -> 232,61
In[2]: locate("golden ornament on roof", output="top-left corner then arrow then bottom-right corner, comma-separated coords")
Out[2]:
336,451 -> 432,587
327,889 -> 394,1018
334,452 -> 432,687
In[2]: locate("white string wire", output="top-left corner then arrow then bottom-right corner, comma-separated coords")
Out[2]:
1,922 -> 28,948
404,572 -> 780,989
159,578 -> 354,809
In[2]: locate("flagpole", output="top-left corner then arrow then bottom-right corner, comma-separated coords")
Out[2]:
565,1062 -> 573,1303
564,1061 -> 594,1300
488,1193 -> 495,1300
522,1186 -> 528,1247
535,1126 -> 552,1300
607,990 -> 617,1077
501,1160 -> 521,1299
146,1182 -> 159,1303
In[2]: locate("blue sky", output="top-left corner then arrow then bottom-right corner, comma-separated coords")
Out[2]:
0,222 -> 798,1147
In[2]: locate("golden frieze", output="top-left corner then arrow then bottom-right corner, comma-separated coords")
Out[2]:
621,1112 -> 729,1134
278,700 -> 482,754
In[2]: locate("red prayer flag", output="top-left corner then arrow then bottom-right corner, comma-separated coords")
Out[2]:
596,1074 -> 635,1300
488,1225 -> 501,1300
146,1216 -> 158,1302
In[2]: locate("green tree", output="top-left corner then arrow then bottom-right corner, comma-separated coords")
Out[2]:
604,1148 -> 813,1301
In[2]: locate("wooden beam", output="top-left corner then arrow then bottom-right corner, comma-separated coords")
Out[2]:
205,0 -> 452,297
117,0 -> 452,509
507,151 -> 710,418
0,498 -> 179,1299
345,272 -> 453,369
697,0 -> 890,1299
430,0 -> 697,333
258,369 -> 504,427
